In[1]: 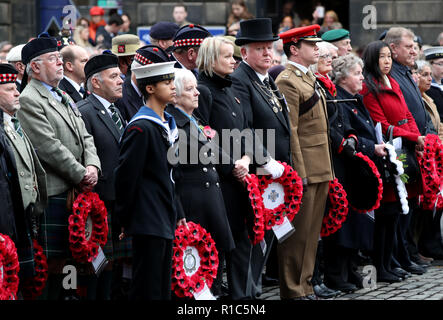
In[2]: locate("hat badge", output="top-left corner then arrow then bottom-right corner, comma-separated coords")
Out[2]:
118,45 -> 126,53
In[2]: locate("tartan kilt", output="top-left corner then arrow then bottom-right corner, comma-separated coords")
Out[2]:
39,192 -> 72,259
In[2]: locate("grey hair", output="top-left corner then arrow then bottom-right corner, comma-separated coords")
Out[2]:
26,56 -> 43,78
330,54 -> 364,85
197,36 -> 234,77
415,59 -> 431,73
384,27 -> 415,46
309,42 -> 339,74
174,68 -> 196,97
86,71 -> 103,92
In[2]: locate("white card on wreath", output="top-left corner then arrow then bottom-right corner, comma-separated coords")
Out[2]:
92,246 -> 108,276
272,216 -> 295,243
193,283 -> 216,300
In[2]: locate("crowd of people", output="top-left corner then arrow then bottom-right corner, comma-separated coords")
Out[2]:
0,2 -> 443,302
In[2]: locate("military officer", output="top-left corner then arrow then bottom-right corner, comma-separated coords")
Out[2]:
276,25 -> 333,300
321,29 -> 352,56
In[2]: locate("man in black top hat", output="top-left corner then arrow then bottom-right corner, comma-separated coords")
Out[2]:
76,52 -> 124,300
115,45 -> 172,122
170,24 -> 211,78
18,34 -> 101,299
231,18 -> 292,298
149,21 -> 180,52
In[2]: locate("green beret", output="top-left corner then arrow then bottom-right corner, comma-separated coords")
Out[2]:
321,29 -> 350,42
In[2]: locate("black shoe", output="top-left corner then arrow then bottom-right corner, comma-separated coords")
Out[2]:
262,274 -> 279,286
377,271 -> 402,283
403,263 -> 426,275
410,254 -> 431,267
391,267 -> 411,279
313,284 -> 339,299
320,283 -> 341,297
327,282 -> 357,293
348,271 -> 364,289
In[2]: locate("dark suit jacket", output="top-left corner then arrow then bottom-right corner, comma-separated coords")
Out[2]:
78,94 -> 125,201
59,77 -> 83,103
115,76 -> 144,122
231,62 -> 291,165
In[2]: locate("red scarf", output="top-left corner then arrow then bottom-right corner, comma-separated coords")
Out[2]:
315,73 -> 337,97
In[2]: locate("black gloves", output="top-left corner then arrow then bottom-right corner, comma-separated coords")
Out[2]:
342,137 -> 357,158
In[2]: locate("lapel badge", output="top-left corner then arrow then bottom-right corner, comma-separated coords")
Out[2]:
234,97 -> 240,104
101,110 -> 106,115
295,70 -> 302,77
273,106 -> 279,113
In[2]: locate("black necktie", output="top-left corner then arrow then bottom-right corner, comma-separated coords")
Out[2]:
79,86 -> 86,95
263,77 -> 272,90
109,104 -> 124,133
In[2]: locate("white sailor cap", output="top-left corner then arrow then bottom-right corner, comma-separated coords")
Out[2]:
132,61 -> 176,83
6,44 -> 25,62
424,46 -> 443,61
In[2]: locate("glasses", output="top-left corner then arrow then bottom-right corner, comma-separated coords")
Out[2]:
319,54 -> 332,59
35,54 -> 63,63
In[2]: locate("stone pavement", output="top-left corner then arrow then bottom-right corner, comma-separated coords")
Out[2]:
261,259 -> 443,300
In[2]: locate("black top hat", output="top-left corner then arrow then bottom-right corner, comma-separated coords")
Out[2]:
134,45 -> 170,66
84,51 -> 119,82
235,18 -> 279,46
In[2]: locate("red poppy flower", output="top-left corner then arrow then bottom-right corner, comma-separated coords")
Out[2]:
0,234 -> 20,300
321,179 -> 349,237
68,192 -> 109,263
171,222 -> 218,298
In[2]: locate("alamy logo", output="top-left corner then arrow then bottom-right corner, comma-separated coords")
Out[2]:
362,5 -> 377,30
362,265 -> 377,290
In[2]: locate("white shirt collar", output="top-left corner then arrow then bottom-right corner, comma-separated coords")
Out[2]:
3,112 -> 13,129
288,61 -> 309,74
92,93 -> 114,116
131,79 -> 142,97
243,61 -> 269,83
64,76 -> 82,93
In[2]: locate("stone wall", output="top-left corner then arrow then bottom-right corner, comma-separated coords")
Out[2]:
349,0 -> 443,49
0,0 -> 36,45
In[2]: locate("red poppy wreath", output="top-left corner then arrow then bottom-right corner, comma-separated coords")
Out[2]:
245,162 -> 303,245
320,178 -> 349,237
171,222 -> 219,299
0,234 -> 20,300
418,134 -> 443,211
21,239 -> 48,300
68,192 -> 108,263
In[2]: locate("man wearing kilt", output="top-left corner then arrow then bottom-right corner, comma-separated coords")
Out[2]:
77,51 -> 124,300
17,34 -> 101,299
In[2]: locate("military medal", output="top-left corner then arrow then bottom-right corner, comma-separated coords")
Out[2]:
273,106 -> 278,113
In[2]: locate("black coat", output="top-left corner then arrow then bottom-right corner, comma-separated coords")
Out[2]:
426,85 -> 443,121
319,80 -> 356,181
59,77 -> 83,103
324,86 -> 376,251
231,62 -> 291,165
114,114 -> 180,239
194,72 -> 253,234
115,76 -> 144,122
78,94 -> 125,201
167,105 -> 235,251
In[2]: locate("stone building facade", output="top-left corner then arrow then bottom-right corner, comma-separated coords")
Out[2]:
0,1 -> 442,49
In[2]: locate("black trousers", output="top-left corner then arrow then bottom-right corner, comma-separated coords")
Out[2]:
130,235 -> 172,300
393,198 -> 416,267
373,202 -> 400,274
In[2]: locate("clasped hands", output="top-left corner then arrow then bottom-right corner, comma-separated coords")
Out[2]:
78,165 -> 99,192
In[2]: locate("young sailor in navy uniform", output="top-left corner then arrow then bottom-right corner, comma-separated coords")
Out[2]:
114,59 -> 186,300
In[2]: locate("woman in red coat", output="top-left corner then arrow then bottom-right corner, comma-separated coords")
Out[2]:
360,41 -> 425,283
